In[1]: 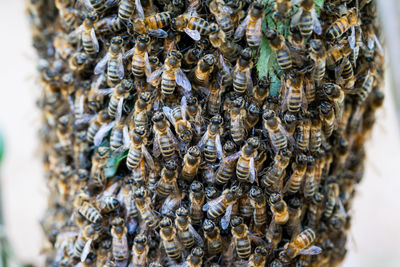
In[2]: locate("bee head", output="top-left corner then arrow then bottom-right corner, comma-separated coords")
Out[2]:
223,141 -> 236,154
191,181 -> 203,192
192,247 -> 204,257
202,219 -> 215,232
176,207 -> 189,217
160,217 -> 172,228
265,29 -> 277,40
188,146 -> 200,157
230,216 -> 243,227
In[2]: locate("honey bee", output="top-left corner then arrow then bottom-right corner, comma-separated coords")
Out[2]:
189,181 -> 205,225
206,80 -> 223,116
288,26 -> 304,51
110,217 -> 129,262
159,217 -> 181,261
53,33 -> 75,60
283,154 -> 307,194
163,104 -> 193,145
269,193 -> 289,225
234,2 -> 264,48
281,71 -> 307,113
326,8 -> 359,48
191,54 -> 216,87
117,0 -> 135,24
229,216 -> 251,259
71,13 -> 99,57
319,101 -> 335,137
232,48 -> 253,95
308,39 -> 326,85
147,50 -> 191,96
152,112 -> 178,158
89,146 -> 109,188
361,22 -> 384,60
131,235 -> 149,267
261,149 -> 291,189
56,115 -> 72,150
265,29 -> 292,72
126,34 -> 152,80
94,37 -> 125,87
131,12 -> 171,38
100,78 -> 134,120
309,114 -> 322,152
181,146 -> 201,182
55,0 -> 79,31
279,228 -> 321,263
248,247 -> 267,267
184,96 -> 203,135
248,186 -> 268,227
209,0 -> 234,38
96,195 -> 120,213
110,118 -> 129,152
321,83 -> 345,121
355,67 -> 376,104
208,23 -> 227,48
282,111 -> 297,136
252,76 -> 270,106
286,197 -> 302,237
230,97 -> 246,143
263,110 -> 292,152
156,160 -> 178,198
96,239 -> 112,266
291,0 -> 322,38
134,186 -> 159,228
235,137 -> 259,183
203,185 -> 242,229
69,52 -> 90,74
203,219 -> 222,255
266,220 -> 282,250
198,115 -> 223,163
73,224 -> 101,261
171,14 -> 210,41
130,91 -> 152,129
184,247 -> 204,267
215,141 -> 237,185
160,185 -> 185,217
303,155 -> 316,199
274,0 -> 292,21
324,182 -> 340,219
175,207 -> 204,249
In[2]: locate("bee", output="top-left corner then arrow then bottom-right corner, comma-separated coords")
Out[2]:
184,96 -> 203,136
73,224 -> 101,261
156,160 -> 178,198
110,118 -> 129,152
279,228 -> 322,263
291,0 -> 322,38
361,22 -> 384,60
117,0 -> 135,23
288,26 -> 304,51
232,48 -> 253,95
171,14 -> 209,41
183,47 -> 202,69
281,71 -> 307,113
309,114 -> 322,152
229,216 -> 251,259
130,91 -> 152,129
319,101 -> 335,137
110,217 -> 128,261
69,52 -> 90,74
308,39 -> 326,85
321,83 -> 345,121
265,29 -> 292,72
263,110 -> 292,152
132,12 -> 171,37
261,149 -> 291,189
131,235 -> 149,267
56,115 -> 72,150
252,76 -> 270,106
248,247 -> 267,267
181,146 -> 201,182
208,23 -> 227,48
215,141 -> 237,185
72,13 -> 99,57
282,111 -> 297,136
326,8 -> 359,48
152,112 -> 178,158
96,196 -> 120,213
324,182 -> 340,219
304,156 -> 316,199
191,54 -> 216,87
248,186 -> 268,227
55,0 -> 79,31
274,0 -> 292,21
53,33 -> 75,60
209,0 -> 234,38
283,154 -> 307,194
234,2 -> 264,48
101,78 -> 134,119
163,104 -> 193,144
147,50 -> 191,96
229,97 -> 246,143
159,217 -> 181,261
203,185 -> 242,230
126,126 -> 154,177
235,137 -> 259,183
89,146 -> 109,188
184,247 -> 204,267
96,239 -> 112,266
84,0 -> 113,14
189,181 -> 205,225
269,193 -> 289,225
160,184 -> 185,217
286,197 -> 302,237
198,115 -> 223,163
355,67 -> 376,104
266,220 -> 282,250
175,207 -> 204,249
128,34 -> 152,80
207,80 -> 223,116
134,186 -> 159,228
203,219 -> 222,255
326,41 -> 352,70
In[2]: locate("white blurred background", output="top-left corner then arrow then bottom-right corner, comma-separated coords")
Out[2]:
0,1 -> 399,266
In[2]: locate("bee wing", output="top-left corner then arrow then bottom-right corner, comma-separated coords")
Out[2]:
161,194 -> 178,215
116,96 -> 125,121
202,195 -> 224,211
123,125 -> 130,148
246,68 -> 253,94
204,166 -> 215,184
144,52 -> 152,77
105,0 -> 119,8
278,124 -> 295,144
223,151 -> 241,163
197,130 -> 209,149
149,29 -> 168,38
152,130 -> 161,158
373,33 -> 384,56
221,204 -> 233,230
147,66 -> 165,83
223,238 -> 236,264
348,26 -> 356,49
77,95 -> 85,115
184,28 -> 201,41
81,239 -> 92,262
234,15 -> 249,40
290,8 -> 302,27
189,224 -> 204,247
123,47 -> 135,58
162,106 -> 176,125
175,68 -> 192,92
167,127 -> 180,148
90,27 -> 100,53
181,96 -> 187,120
300,85 -> 308,112
249,156 -> 256,184
117,53 -> 125,79
94,121 -> 116,146
135,0 -> 145,19
299,246 -> 322,255
216,134 -> 223,160
68,25 -> 83,40
142,143 -> 155,168
94,52 -> 110,75
74,113 -> 96,126
311,10 -> 322,35
96,87 -> 115,96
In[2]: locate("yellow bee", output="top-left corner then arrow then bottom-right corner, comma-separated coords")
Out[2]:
131,235 -> 149,267
265,29 -> 292,72
110,217 -> 129,261
269,193 -> 289,225
131,12 -> 171,38
189,181 -> 205,225
215,141 -> 237,186
326,8 -> 359,48
184,247 -> 204,267
281,71 -> 307,113
261,149 -> 291,189
308,39 -> 326,85
73,224 -> 102,262
162,104 -> 193,144
291,0 -> 322,38
248,247 -> 268,267
159,217 -> 181,261
263,110 -> 292,153
203,219 -> 222,255
134,186 -> 159,228
235,137 -> 259,183
152,112 -> 178,158
274,0 -> 292,21
171,14 -> 210,41
181,146 -> 201,182
234,2 -> 264,48
175,207 -> 204,249
248,186 -> 268,227
229,97 -> 246,143
283,154 -> 307,194
208,23 -> 227,48
156,160 -> 179,199
191,54 -> 216,87
232,48 -> 253,94
209,0 -> 234,38
198,115 -> 223,163
124,34 -> 152,80
70,13 -> 99,57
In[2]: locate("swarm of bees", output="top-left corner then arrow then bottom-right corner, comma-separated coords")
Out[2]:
28,0 -> 384,266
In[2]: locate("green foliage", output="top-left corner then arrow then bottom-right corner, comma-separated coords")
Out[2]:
104,150 -> 128,178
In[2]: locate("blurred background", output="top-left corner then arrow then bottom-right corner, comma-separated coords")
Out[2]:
0,1 -> 399,266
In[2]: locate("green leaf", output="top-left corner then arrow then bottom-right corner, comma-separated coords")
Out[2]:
269,71 -> 282,97
257,37 -> 272,79
314,0 -> 324,16
104,150 -> 128,178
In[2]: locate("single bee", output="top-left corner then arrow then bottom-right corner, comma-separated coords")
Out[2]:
110,118 -> 129,152
208,23 -> 227,48
147,50 -> 191,96
324,182 -> 340,219
160,186 -> 185,217
308,39 -> 326,85
288,26 -> 304,51
215,141 -> 237,186
304,156 -> 316,199
239,187 -> 253,218
69,52 -> 90,74
134,186 -> 159,228
189,181 -> 205,225
326,8 -> 359,48
321,83 -> 345,121
175,207 -> 204,249
198,115 -> 223,163
55,0 -> 79,31
184,247 -> 204,267
274,0 -> 292,21
283,111 -> 298,136
252,76 -> 270,106
203,219 -> 222,255
131,235 -> 149,267
152,112 -> 178,158
73,224 -> 101,261
183,47 -> 202,69
156,160 -> 178,199
355,67 -> 376,104
96,239 -> 112,266
263,110 -> 292,152
117,0 -> 135,23
209,0 -> 234,38
163,104 -> 193,145
232,48 -> 253,95
229,97 -> 247,143
99,78 -> 134,120
203,185 -> 242,230
130,91 -> 152,129
94,36 -> 125,87
279,228 -> 322,263
126,34 -> 152,80
283,154 -> 307,194
110,217 -> 128,262
235,137 -> 259,183
281,71 -> 307,113
261,149 -> 291,189
319,101 -> 335,137
248,247 -> 267,267
229,216 -> 251,259
309,114 -> 322,152
207,80 -> 223,116
89,146 -> 109,188
361,22 -> 384,60
71,13 -> 99,57
248,186 -> 268,227
265,29 -> 292,72
56,115 -> 72,150
291,0 -> 322,38
95,195 -> 120,213
234,2 -> 264,48
269,193 -> 289,225
181,146 -> 201,182
171,14 -> 210,41
132,12 -> 171,38
286,197 -> 302,237
159,217 -> 181,261
191,54 -> 216,87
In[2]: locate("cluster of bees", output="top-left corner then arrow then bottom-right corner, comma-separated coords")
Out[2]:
27,0 -> 384,266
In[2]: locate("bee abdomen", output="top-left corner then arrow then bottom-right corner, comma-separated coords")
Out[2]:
179,231 -> 195,248
127,148 -> 142,169
299,13 -> 313,38
277,50 -> 292,71
236,239 -> 251,259
163,240 -> 181,260
159,135 -> 175,157
118,0 -> 135,22
233,71 -> 247,94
